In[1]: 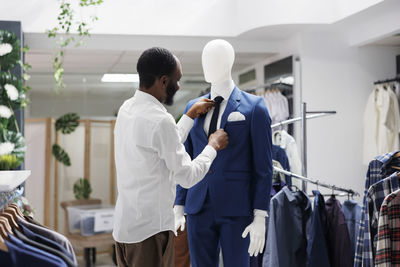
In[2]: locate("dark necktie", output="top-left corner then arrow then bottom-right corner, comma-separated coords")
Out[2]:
208,96 -> 224,137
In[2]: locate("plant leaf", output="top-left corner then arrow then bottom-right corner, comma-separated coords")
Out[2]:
55,113 -> 80,134
73,178 -> 92,199
52,144 -> 71,166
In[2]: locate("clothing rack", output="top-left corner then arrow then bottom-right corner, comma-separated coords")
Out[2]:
271,111 -> 337,128
245,81 -> 293,92
373,77 -> 400,85
274,166 -> 359,196
272,103 -> 336,191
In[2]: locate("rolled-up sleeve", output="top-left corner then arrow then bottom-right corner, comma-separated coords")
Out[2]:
153,116 -> 216,189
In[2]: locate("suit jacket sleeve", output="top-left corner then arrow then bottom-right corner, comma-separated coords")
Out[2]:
251,98 -> 273,212
175,102 -> 193,206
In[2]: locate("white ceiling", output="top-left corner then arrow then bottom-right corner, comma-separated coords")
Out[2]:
24,33 -> 277,96
0,0 -> 383,36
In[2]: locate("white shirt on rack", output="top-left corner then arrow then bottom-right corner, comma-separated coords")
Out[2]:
113,90 -> 217,243
363,86 -> 400,164
263,91 -> 289,125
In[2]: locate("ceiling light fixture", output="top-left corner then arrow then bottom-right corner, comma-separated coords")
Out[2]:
101,73 -> 139,83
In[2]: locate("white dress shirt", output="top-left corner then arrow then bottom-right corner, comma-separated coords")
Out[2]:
363,86 -> 400,164
263,91 -> 289,125
113,90 -> 217,243
273,130 -> 302,188
203,86 -> 234,136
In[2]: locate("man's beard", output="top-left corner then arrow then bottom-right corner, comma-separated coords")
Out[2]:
164,81 -> 178,106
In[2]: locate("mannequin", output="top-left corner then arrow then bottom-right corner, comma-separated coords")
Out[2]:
175,39 -> 272,267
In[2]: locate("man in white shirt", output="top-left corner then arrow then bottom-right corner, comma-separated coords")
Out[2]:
113,47 -> 229,267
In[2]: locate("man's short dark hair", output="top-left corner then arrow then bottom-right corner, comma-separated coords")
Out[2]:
136,47 -> 177,88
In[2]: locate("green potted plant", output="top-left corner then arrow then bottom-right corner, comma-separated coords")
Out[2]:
73,178 -> 92,200
0,30 -> 31,189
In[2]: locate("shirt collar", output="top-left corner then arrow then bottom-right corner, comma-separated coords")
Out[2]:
134,90 -> 167,113
283,186 -> 296,202
376,151 -> 400,169
283,186 -> 311,212
210,85 -> 234,101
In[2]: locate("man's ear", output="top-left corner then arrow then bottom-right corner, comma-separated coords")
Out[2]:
160,75 -> 170,87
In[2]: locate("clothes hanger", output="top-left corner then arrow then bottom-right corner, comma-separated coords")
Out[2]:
0,211 -> 21,232
391,152 -> 400,170
3,207 -> 20,226
0,224 -> 8,252
290,184 -> 300,192
7,204 -> 24,220
0,217 -> 13,235
331,188 -> 336,199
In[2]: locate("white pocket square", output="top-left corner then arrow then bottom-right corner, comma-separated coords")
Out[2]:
227,112 -> 246,122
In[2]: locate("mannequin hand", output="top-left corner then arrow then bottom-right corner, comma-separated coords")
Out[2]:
241,215 -> 266,257
186,98 -> 215,119
173,205 -> 186,234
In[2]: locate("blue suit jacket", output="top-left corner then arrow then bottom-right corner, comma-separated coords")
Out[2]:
175,87 -> 273,217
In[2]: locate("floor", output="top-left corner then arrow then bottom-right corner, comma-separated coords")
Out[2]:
77,252 -> 116,267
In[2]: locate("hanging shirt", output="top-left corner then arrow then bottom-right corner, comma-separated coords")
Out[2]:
272,160 -> 286,185
355,151 -> 400,267
14,229 -> 75,267
18,224 -> 75,266
273,130 -> 302,176
263,91 -> 289,126
363,172 -> 400,265
7,233 -> 67,267
307,190 -> 330,267
363,86 -> 400,165
275,91 -> 289,124
325,197 -> 353,267
272,145 -> 291,186
113,90 -> 217,243
342,200 -> 362,254
263,186 -> 312,267
375,188 -> 400,266
18,217 -> 77,265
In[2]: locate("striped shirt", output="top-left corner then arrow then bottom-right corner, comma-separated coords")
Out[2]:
354,152 -> 400,267
375,188 -> 400,266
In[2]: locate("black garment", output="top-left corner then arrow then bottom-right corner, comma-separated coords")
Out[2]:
14,229 -> 76,267
307,190 -> 330,267
263,186 -> 312,267
25,216 -> 47,228
208,96 -> 224,137
325,197 -> 353,267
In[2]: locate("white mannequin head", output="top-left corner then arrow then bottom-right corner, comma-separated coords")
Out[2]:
202,39 -> 235,84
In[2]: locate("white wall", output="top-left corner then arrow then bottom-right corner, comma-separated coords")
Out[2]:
28,93 -> 129,118
233,28 -> 400,202
300,31 -> 400,201
27,84 -> 208,119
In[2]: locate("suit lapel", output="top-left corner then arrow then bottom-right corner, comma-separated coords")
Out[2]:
194,93 -> 210,141
220,87 -> 241,129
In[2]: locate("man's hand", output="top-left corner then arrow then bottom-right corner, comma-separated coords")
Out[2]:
173,205 -> 185,235
186,98 -> 215,119
208,129 -> 229,151
241,215 -> 266,257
